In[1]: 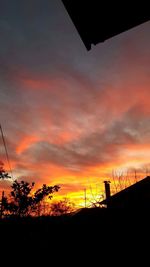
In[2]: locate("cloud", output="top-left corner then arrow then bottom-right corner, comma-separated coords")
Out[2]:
17,117 -> 141,171
0,1 -> 150,201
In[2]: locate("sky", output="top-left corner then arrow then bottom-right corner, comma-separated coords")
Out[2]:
0,0 -> 150,206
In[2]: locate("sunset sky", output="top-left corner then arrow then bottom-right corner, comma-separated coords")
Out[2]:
0,0 -> 150,206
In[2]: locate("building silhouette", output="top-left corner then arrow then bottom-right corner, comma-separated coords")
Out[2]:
101,176 -> 150,208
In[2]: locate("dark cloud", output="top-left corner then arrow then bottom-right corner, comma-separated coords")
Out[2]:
18,115 -> 142,171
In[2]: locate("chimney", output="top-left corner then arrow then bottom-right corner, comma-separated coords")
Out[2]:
104,181 -> 111,199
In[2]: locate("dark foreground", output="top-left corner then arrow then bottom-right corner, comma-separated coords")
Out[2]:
0,208 -> 149,260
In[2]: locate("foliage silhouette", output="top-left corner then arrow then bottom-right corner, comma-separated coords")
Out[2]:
0,161 -> 11,179
50,198 -> 75,216
3,180 -> 60,217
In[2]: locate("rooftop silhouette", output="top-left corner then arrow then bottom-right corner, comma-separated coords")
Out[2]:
101,176 -> 150,208
62,1 -> 150,50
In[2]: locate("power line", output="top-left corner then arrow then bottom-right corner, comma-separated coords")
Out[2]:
0,124 -> 13,179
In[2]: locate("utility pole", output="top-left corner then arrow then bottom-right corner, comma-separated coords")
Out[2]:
0,124 -> 13,179
84,188 -> 87,208
135,169 -> 137,183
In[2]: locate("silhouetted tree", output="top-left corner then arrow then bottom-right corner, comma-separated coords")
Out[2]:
50,198 -> 75,216
0,161 -> 11,179
34,184 -> 60,204
4,180 -> 60,217
33,184 -> 60,216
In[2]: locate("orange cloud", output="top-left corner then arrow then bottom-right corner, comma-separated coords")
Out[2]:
1,48 -> 150,206
53,131 -> 80,145
16,135 -> 41,155
21,78 -> 50,90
